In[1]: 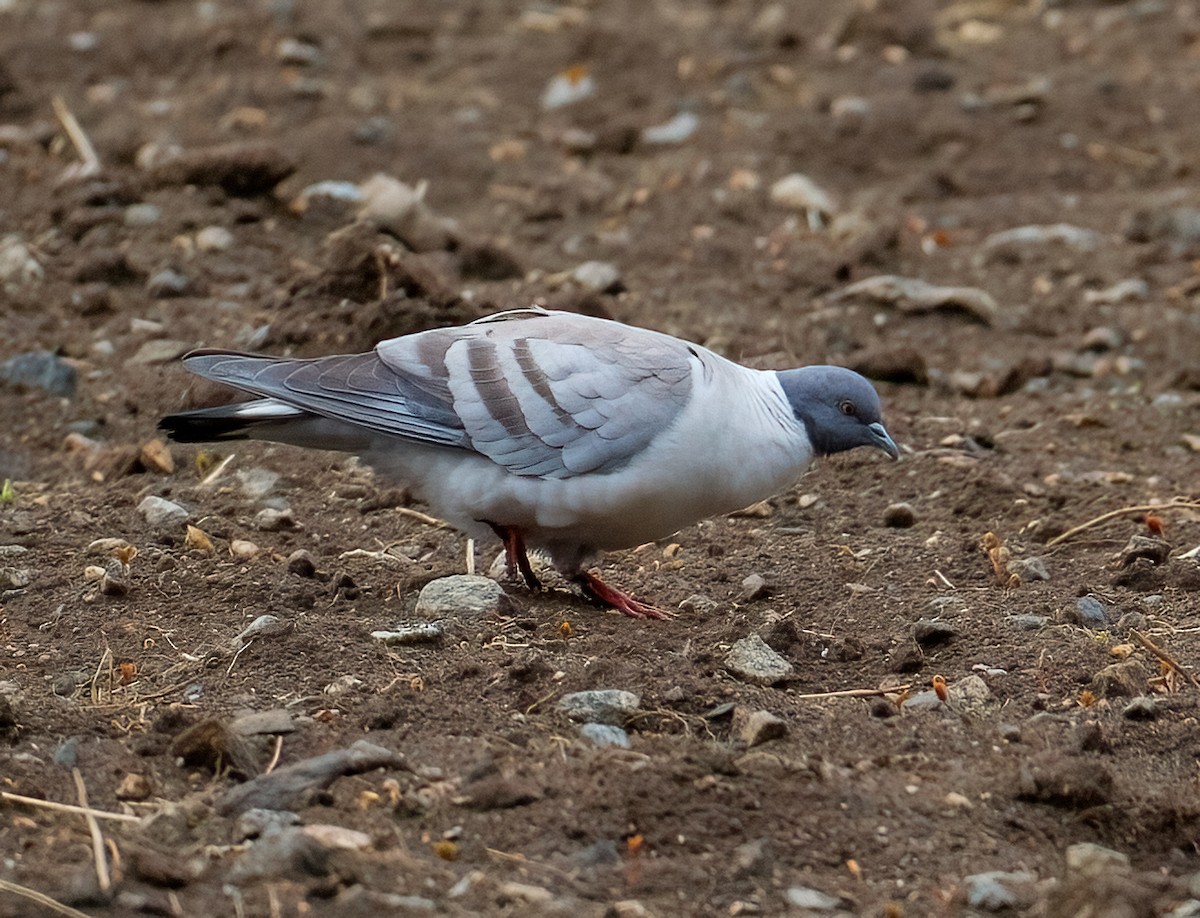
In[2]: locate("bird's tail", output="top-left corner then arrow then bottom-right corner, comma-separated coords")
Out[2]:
158,399 -> 307,443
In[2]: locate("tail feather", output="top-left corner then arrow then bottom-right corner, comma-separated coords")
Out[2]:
158,400 -> 305,443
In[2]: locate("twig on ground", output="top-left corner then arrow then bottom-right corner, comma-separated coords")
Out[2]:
265,735 -> 284,774
198,453 -> 236,488
72,768 -> 111,893
1,791 -> 141,823
51,95 -> 101,177
0,878 -> 94,918
792,684 -> 911,701
394,507 -> 455,529
1130,629 -> 1200,691
1047,500 -> 1200,547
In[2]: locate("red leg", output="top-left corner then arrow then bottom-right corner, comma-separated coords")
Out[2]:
486,523 -> 542,590
571,570 -> 674,621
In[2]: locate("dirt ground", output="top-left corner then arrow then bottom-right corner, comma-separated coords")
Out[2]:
2,1 -> 1200,915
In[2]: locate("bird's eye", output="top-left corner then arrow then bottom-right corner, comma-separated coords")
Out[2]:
839,400 -> 856,416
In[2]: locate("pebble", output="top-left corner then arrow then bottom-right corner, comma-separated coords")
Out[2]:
558,689 -> 640,726
579,723 -> 631,748
235,614 -> 291,647
230,709 -> 295,736
783,886 -> 841,910
739,573 -> 770,602
122,203 -> 162,227
357,173 -> 456,251
236,467 -> 280,499
949,674 -> 994,717
229,539 -> 260,560
371,622 -> 444,645
4,566 -> 34,595
913,618 -> 956,647
769,173 -> 837,224
129,339 -> 191,365
1090,659 -> 1146,698
964,871 -> 1037,911
731,708 -> 788,747
1007,556 -> 1050,582
294,180 -> 363,208
0,351 -> 77,397
1121,696 -> 1159,720
725,633 -> 794,685
146,141 -> 296,197
146,269 -> 191,298
254,507 -> 296,531
1084,278 -> 1149,305
1118,534 -> 1171,567
641,110 -> 699,145
286,549 -> 317,577
828,274 -> 997,324
0,235 -> 44,290
571,260 -> 622,293
1008,613 -> 1048,630
115,772 -> 153,801
981,222 -> 1102,255
1080,326 -> 1125,352
1067,595 -> 1109,628
196,226 -> 234,252
233,808 -> 301,842
138,495 -> 189,529
1065,842 -> 1130,878
883,502 -> 916,528
1116,610 -> 1148,632
414,575 -> 512,619
276,37 -> 322,66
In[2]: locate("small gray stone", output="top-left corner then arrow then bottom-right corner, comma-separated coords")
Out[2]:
1007,556 -> 1050,582
1066,595 -> 1109,628
138,495 -> 189,529
236,468 -> 280,499
1065,842 -> 1130,879
1116,611 -> 1149,632
414,575 -> 512,619
196,226 -> 234,252
949,674 -> 994,717
783,885 -> 841,910
1122,696 -> 1159,720
725,634 -> 793,685
579,723 -> 630,748
231,710 -> 296,736
1118,535 -> 1171,567
232,808 -> 302,842
0,568 -> 31,590
123,203 -> 162,227
146,269 -> 191,298
900,690 -> 943,711
731,708 -> 788,747
964,871 -> 1037,911
0,351 -> 77,397
571,260 -> 622,293
0,235 -> 44,290
732,838 -> 774,879
559,690 -> 640,726
286,549 -> 317,578
883,502 -> 916,528
1008,613 -> 1048,631
371,622 -> 444,645
739,573 -> 770,602
235,614 -> 292,647
254,507 -> 296,531
913,618 -> 956,646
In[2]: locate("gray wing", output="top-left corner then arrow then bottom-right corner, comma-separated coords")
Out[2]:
182,310 -> 696,479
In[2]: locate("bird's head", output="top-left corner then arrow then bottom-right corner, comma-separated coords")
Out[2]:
776,366 -> 899,460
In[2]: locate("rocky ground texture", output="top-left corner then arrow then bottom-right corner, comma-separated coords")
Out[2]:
2,1 -> 1200,916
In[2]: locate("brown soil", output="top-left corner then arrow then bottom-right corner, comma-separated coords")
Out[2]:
2,1 -> 1200,916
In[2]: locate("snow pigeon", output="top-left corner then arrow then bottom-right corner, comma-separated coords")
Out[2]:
160,307 -> 898,619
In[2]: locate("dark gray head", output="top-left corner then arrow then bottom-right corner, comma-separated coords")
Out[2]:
777,366 -> 899,460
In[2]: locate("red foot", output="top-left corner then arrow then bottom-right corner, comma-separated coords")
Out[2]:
487,523 -> 542,590
571,571 -> 674,620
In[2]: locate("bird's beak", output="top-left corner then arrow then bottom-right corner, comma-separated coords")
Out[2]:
868,422 -> 900,460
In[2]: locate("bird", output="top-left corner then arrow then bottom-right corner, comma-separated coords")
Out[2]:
160,306 -> 899,619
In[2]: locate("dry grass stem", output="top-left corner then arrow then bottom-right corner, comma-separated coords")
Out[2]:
1,791 -> 141,823
51,95 -> 101,176
1047,500 -> 1200,547
72,768 -> 111,892
793,685 -> 912,701
1130,629 -> 1200,691
0,878 -> 95,918
394,507 -> 455,529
